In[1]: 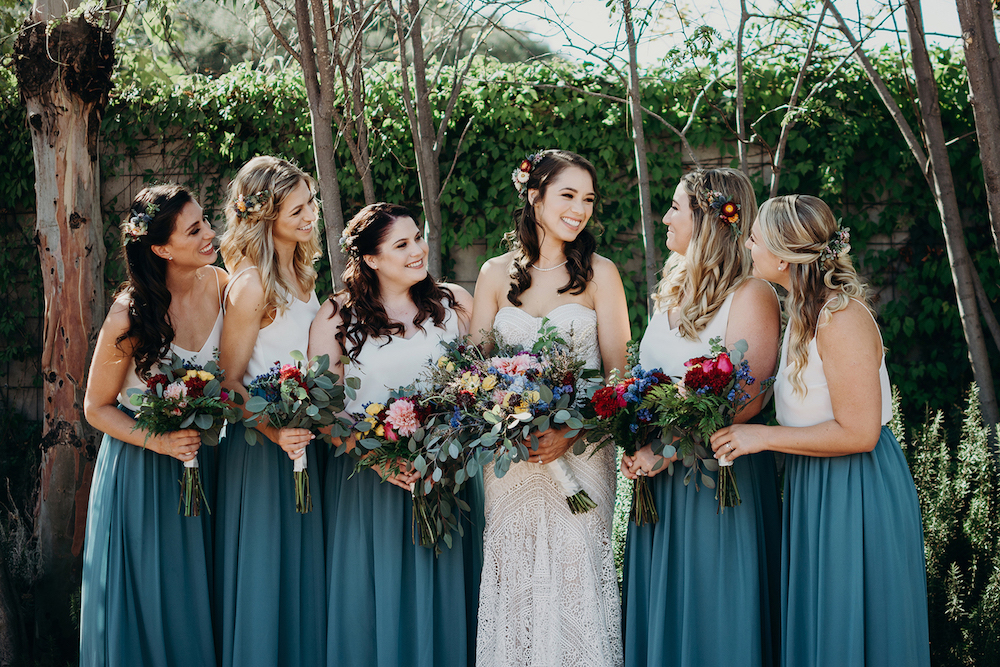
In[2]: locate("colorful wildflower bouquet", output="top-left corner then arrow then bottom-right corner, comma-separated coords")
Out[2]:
584,342 -> 671,525
425,322 -> 602,514
127,353 -> 243,517
243,351 -> 351,513
349,390 -> 480,554
644,337 -> 764,512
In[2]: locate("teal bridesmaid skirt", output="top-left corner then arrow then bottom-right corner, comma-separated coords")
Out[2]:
214,422 -> 326,667
325,453 -> 485,667
781,426 -> 930,666
80,412 -> 216,667
622,450 -> 782,667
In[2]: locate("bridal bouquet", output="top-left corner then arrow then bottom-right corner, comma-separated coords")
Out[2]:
644,337 -> 763,512
243,351 -> 351,513
349,391 -> 480,553
127,353 -> 243,516
425,323 -> 601,514
584,342 -> 671,525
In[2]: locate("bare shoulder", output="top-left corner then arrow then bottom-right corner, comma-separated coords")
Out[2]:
314,294 -> 347,325
817,299 -> 881,356
732,277 -> 779,310
211,265 -> 230,290
591,254 -> 623,282
479,252 -> 514,279
104,294 -> 133,334
441,282 -> 474,311
226,263 -> 265,308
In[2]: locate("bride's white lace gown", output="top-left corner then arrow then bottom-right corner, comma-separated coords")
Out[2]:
477,303 -> 623,667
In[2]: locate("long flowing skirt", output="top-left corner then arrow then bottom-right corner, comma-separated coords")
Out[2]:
80,415 -> 216,667
782,426 -> 930,666
214,422 -> 326,667
325,453 -> 484,667
622,450 -> 782,667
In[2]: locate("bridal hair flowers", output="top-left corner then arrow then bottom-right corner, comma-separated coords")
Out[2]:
339,230 -> 360,257
123,203 -> 158,242
511,151 -> 546,198
701,189 -> 741,233
233,189 -> 271,219
819,225 -> 851,263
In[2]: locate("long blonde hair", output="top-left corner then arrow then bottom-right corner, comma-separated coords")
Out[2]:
653,168 -> 757,340
220,156 -> 321,316
756,195 -> 871,396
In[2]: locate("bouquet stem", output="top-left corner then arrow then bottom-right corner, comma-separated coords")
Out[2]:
630,477 -> 658,525
411,491 -> 439,549
545,458 -> 597,514
179,456 -> 209,517
294,451 -> 312,514
716,459 -> 741,513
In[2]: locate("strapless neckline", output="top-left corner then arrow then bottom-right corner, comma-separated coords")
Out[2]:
497,303 -> 596,321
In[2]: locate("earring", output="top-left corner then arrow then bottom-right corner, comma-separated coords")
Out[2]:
168,256 -> 173,261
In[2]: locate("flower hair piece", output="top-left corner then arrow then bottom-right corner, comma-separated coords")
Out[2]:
234,189 -> 271,219
123,203 -> 158,242
339,230 -> 360,257
819,225 -> 851,263
511,151 -> 546,198
701,189 -> 741,235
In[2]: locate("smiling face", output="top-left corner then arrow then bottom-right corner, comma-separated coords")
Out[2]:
364,216 -> 429,290
663,182 -> 695,255
271,178 -> 318,247
529,165 -> 595,245
153,199 -> 216,267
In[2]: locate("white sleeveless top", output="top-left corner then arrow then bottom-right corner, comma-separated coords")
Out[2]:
344,308 -> 460,412
639,291 -> 736,377
775,299 -> 892,428
117,269 -> 224,406
230,267 -> 320,386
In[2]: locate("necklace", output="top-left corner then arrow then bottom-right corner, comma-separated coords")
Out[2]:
530,260 -> 568,272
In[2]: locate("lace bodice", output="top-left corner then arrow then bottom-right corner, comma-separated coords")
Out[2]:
477,303 -> 623,667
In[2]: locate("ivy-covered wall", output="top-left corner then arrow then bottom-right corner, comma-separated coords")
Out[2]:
1,52 -> 997,427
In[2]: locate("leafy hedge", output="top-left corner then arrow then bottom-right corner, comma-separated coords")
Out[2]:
1,49 -> 998,426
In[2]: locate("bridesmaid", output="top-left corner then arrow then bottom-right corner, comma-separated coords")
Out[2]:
620,167 -> 782,667
215,156 -> 326,666
81,185 -> 224,666
710,195 -> 930,666
309,202 -> 483,667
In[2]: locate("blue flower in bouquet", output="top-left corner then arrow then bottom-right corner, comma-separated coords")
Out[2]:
637,408 -> 653,423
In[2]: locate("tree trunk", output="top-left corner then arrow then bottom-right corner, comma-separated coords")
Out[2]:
621,0 -> 657,312
956,0 -> 1000,260
905,0 -> 999,428
735,0 -> 750,175
12,11 -> 113,662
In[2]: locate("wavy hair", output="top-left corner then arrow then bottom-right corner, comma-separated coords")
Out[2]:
331,203 -> 461,361
219,156 -> 321,316
505,149 -> 601,306
115,185 -> 193,379
756,195 -> 871,396
653,167 -> 757,340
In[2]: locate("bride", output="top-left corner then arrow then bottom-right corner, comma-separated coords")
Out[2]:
470,149 -> 630,666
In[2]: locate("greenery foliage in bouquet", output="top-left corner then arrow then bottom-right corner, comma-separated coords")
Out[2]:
243,351 -> 352,513
424,321 -> 602,514
349,390 -> 478,554
645,337 -> 768,512
584,341 -> 671,525
127,353 -> 244,516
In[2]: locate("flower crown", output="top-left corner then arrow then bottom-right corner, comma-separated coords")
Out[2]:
819,226 -> 851,263
233,189 -> 271,219
511,151 -> 546,198
701,189 -> 741,235
339,230 -> 360,257
123,203 -> 158,242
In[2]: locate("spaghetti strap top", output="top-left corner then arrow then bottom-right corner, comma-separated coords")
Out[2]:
639,291 -> 737,378
117,268 -> 225,406
775,298 -> 892,428
227,267 -> 321,386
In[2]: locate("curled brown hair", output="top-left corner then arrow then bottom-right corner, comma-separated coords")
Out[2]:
331,203 -> 461,360
505,149 -> 601,306
115,184 -> 193,379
